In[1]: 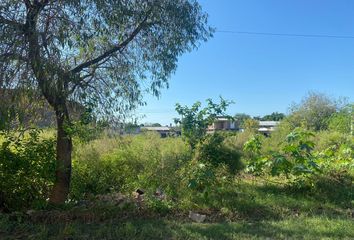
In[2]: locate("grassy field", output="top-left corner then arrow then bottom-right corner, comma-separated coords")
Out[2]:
1,131 -> 353,239
1,216 -> 353,240
1,175 -> 353,240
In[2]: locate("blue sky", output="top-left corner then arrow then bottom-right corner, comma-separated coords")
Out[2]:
137,0 -> 354,125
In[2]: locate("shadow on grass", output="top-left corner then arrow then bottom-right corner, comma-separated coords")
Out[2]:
254,172 -> 353,210
179,217 -> 354,240
4,217 -> 352,240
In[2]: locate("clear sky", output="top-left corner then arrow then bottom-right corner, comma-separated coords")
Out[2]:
137,0 -> 354,125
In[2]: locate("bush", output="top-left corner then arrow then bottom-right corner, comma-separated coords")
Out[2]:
243,128 -> 323,182
243,134 -> 269,175
194,133 -> 244,174
223,130 -> 254,152
70,132 -> 192,201
0,129 -> 56,211
261,120 -> 293,154
265,128 -> 321,180
177,159 -> 234,209
313,131 -> 352,152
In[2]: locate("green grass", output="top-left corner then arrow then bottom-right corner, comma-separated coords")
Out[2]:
1,216 -> 353,240
1,175 -> 353,240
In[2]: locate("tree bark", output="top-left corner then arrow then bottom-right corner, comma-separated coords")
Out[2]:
48,104 -> 72,204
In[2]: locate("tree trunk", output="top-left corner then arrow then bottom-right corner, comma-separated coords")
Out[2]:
49,105 -> 72,205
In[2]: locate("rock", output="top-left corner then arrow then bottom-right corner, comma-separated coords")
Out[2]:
189,211 -> 206,223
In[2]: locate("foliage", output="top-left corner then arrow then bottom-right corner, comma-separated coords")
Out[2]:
0,126 -> 352,231
328,103 -> 353,134
123,122 -> 141,134
223,130 -> 254,152
177,158 -> 236,209
181,161 -> 215,193
0,0 -> 213,116
260,120 -> 292,153
313,130 -> 353,152
65,107 -> 107,143
0,129 -> 56,211
70,133 -> 191,201
241,118 -> 259,132
194,133 -> 243,173
243,128 -> 322,179
315,132 -> 354,171
260,112 -> 286,121
0,0 -> 212,204
243,134 -> 268,175
269,128 -> 320,178
233,113 -> 251,129
0,89 -> 48,130
175,97 -> 233,149
150,123 -> 163,127
287,92 -> 343,131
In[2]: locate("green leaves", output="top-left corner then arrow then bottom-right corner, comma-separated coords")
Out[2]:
244,128 -> 321,178
271,154 -> 292,176
175,97 -> 233,149
0,129 -> 56,210
270,128 -> 320,177
244,134 -> 268,175
1,0 -> 213,121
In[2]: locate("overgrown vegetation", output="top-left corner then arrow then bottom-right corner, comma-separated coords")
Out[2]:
0,94 -> 353,239
0,129 -> 56,211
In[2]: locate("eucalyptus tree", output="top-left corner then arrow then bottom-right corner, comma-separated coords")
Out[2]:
0,0 -> 212,204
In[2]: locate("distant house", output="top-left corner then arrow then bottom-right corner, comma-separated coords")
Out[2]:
258,121 -> 279,136
207,117 -> 237,133
208,117 -> 280,135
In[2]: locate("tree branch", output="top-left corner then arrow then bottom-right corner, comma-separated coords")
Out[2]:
70,17 -> 150,74
0,15 -> 24,30
23,0 -> 32,9
0,52 -> 28,62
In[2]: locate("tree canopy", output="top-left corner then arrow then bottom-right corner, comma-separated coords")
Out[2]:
0,0 -> 212,116
0,0 -> 212,204
287,92 -> 344,131
260,112 -> 285,121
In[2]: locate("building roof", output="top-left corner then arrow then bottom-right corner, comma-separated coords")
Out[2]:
259,121 -> 280,127
258,127 -> 270,132
215,117 -> 233,121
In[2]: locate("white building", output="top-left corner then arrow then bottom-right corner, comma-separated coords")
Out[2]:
258,121 -> 280,135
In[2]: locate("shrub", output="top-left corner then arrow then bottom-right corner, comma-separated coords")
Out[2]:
194,133 -> 243,174
223,130 -> 254,152
70,133 -> 191,201
175,97 -> 233,149
313,131 -> 352,152
177,159 -> 233,208
328,104 -> 353,134
269,128 -> 320,177
243,134 -> 268,175
261,120 -> 293,154
316,141 -> 354,171
243,128 -> 323,180
0,129 -> 56,211
287,92 -> 340,131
